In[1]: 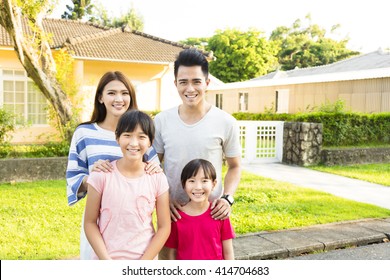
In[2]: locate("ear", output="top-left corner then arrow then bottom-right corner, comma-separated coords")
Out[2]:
212,179 -> 217,190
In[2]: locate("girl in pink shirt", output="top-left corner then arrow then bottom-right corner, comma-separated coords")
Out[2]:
84,110 -> 170,260
165,159 -> 235,260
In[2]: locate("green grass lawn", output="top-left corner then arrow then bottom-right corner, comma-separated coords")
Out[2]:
309,163 -> 390,186
1,170 -> 390,260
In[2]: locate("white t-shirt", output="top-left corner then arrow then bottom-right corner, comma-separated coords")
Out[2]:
154,105 -> 241,204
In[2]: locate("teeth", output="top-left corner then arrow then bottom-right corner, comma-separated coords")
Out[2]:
192,193 -> 204,197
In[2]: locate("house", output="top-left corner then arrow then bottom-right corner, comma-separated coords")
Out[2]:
0,18 -> 217,143
206,49 -> 390,114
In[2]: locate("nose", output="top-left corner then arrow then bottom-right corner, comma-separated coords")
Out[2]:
128,136 -> 138,146
114,94 -> 123,102
186,83 -> 195,92
194,180 -> 203,189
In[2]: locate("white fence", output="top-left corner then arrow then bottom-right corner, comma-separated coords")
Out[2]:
237,121 -> 284,163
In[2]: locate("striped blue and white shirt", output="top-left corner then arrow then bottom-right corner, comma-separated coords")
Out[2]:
66,123 -> 158,206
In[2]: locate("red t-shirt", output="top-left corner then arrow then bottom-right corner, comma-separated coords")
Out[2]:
164,206 -> 235,260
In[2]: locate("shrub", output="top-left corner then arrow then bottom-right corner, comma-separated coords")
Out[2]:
0,142 -> 69,158
233,111 -> 390,147
0,109 -> 15,145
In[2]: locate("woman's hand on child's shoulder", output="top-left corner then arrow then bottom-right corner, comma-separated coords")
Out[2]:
92,159 -> 114,173
145,161 -> 163,174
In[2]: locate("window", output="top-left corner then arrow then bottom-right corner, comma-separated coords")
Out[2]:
275,89 -> 289,113
1,69 -> 48,125
239,92 -> 248,112
216,93 -> 223,109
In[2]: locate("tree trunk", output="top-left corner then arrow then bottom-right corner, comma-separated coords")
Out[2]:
0,0 -> 74,141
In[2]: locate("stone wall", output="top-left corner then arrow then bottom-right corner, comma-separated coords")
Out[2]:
283,122 -> 323,166
321,147 -> 390,166
0,157 -> 67,183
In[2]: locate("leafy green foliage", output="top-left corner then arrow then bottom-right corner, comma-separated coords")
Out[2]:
179,37 -> 209,50
0,109 -> 15,145
61,0 -> 95,21
84,2 -> 144,30
315,99 -> 347,113
207,28 -> 279,82
269,14 -> 359,70
233,111 -> 390,147
0,142 -> 69,158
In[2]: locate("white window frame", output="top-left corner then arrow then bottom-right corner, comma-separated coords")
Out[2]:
275,89 -> 289,114
1,69 -> 49,126
239,92 -> 248,112
216,93 -> 223,109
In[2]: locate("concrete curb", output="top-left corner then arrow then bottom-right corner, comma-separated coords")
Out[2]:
234,218 -> 390,260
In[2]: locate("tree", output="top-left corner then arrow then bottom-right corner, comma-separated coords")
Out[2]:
270,15 -> 359,70
0,0 -> 74,141
179,37 -> 209,50
61,0 -> 94,21
91,3 -> 144,31
207,28 -> 279,82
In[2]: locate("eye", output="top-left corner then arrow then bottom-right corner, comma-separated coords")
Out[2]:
122,91 -> 129,95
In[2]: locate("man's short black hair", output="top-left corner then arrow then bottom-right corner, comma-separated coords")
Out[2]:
174,48 -> 209,80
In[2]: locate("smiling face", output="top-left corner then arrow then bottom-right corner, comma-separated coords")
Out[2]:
184,167 -> 216,204
117,124 -> 151,162
175,65 -> 210,109
99,80 -> 131,119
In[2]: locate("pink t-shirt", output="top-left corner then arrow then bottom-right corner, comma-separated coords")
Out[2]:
87,160 -> 169,260
164,206 -> 235,260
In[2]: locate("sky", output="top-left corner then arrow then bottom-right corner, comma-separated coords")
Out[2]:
52,0 -> 390,54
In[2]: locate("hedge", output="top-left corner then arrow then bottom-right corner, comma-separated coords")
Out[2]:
233,112 -> 390,147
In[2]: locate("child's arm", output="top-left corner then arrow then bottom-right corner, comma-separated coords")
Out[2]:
141,191 -> 171,260
84,184 -> 111,260
222,239 -> 235,260
167,248 -> 177,260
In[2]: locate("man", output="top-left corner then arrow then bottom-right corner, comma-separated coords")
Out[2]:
154,48 -> 241,222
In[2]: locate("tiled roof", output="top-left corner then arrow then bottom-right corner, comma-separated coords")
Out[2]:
0,18 -> 188,63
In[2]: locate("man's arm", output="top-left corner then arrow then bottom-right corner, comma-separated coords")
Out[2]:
223,156 -> 241,196
211,156 -> 241,220
157,152 -> 183,221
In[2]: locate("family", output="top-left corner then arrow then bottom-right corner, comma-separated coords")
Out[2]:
66,48 -> 242,260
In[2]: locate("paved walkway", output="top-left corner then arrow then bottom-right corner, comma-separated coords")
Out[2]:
242,163 -> 390,210
234,163 -> 390,260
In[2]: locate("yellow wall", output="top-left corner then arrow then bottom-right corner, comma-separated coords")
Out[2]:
0,49 -> 181,143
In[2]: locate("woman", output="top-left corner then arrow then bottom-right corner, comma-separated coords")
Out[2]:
66,71 -> 160,259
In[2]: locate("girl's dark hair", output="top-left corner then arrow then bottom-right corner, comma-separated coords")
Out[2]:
180,159 -> 216,188
115,110 -> 155,144
83,71 -> 138,125
174,48 -> 209,80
